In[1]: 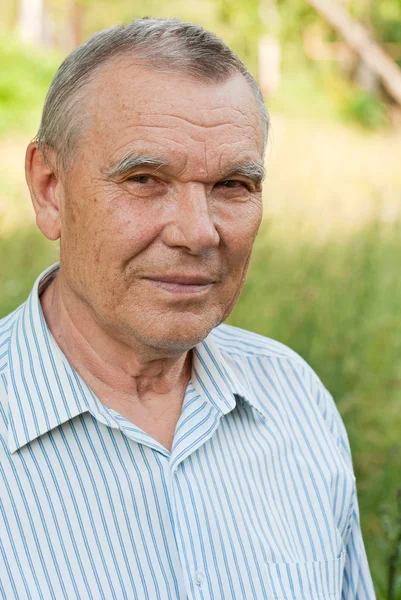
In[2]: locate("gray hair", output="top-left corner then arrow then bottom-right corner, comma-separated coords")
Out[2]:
36,17 -> 270,172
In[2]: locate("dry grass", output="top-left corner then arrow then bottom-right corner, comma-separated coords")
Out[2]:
263,115 -> 401,238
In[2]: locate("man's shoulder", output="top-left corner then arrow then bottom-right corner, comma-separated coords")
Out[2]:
0,303 -> 24,335
211,323 -> 347,459
0,304 -> 25,435
211,322 -> 312,371
0,303 -> 25,366
210,322 -> 332,417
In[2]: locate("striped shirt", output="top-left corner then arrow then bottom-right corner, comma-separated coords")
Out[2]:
0,263 -> 375,599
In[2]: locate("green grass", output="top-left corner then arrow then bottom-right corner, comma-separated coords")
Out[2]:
0,34 -> 62,137
0,228 -> 58,317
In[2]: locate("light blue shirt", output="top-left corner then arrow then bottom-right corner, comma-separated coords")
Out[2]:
0,264 -> 375,599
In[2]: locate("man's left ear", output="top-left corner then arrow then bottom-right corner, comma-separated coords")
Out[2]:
25,142 -> 62,241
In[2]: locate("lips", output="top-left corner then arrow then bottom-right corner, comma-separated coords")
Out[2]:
142,274 -> 216,295
145,274 -> 215,285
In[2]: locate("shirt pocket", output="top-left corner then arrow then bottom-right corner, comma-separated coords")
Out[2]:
264,551 -> 346,599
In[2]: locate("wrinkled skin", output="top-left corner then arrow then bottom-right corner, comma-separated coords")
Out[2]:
29,60 -> 264,361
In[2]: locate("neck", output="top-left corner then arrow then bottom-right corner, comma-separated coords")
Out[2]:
40,272 -> 192,408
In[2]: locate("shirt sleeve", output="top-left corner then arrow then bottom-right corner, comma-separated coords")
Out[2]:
341,500 -> 376,599
321,386 -> 376,600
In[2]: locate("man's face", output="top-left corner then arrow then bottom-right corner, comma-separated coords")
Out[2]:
57,60 -> 264,354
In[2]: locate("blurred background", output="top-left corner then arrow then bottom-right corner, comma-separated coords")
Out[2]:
1,0 -> 401,596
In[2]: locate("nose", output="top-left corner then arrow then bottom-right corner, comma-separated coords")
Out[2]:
162,183 -> 220,254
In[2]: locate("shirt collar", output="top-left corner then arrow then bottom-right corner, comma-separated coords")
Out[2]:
6,263 -> 253,454
191,336 -> 248,415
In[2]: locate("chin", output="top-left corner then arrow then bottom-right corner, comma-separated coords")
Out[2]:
136,314 -> 221,355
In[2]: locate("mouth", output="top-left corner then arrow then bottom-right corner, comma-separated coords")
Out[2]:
143,275 -> 216,296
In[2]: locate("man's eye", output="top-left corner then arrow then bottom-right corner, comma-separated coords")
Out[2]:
217,180 -> 253,191
220,180 -> 242,189
128,175 -> 152,184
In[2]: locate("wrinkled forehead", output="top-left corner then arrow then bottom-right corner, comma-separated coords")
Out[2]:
85,61 -> 263,177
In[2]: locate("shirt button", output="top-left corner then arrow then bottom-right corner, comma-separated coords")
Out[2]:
194,571 -> 205,586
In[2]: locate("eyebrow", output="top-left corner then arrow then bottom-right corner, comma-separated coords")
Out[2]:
104,152 -> 265,185
223,161 -> 265,185
104,152 -> 167,178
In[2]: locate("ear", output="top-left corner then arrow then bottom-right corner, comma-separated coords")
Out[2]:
25,142 -> 62,241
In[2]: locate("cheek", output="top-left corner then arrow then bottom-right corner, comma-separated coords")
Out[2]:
105,205 -> 166,264
64,191 -> 165,265
218,199 -> 263,265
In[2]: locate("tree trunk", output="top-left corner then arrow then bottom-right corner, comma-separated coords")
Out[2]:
17,0 -> 45,45
305,0 -> 401,106
259,37 -> 281,97
71,1 -> 85,48
258,0 -> 282,97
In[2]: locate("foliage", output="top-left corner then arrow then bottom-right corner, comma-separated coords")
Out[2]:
381,487 -> 401,600
341,88 -> 389,129
277,0 -> 401,43
0,35 -> 61,137
1,0 -> 400,133
0,229 -> 57,317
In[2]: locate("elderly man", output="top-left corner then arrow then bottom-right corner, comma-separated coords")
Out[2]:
0,17 -> 374,600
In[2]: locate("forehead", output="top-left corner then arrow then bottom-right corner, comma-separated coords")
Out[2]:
86,60 -> 263,177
